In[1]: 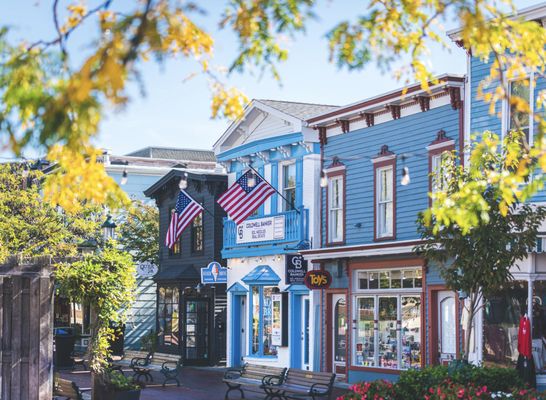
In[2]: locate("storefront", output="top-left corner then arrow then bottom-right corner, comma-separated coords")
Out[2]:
226,256 -> 315,370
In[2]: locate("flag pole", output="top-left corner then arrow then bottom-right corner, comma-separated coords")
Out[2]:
247,165 -> 301,215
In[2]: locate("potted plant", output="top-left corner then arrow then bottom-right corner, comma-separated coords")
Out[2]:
104,370 -> 142,400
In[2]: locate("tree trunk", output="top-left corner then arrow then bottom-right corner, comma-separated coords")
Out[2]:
463,294 -> 476,362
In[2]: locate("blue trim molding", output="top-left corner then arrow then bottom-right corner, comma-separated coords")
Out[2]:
227,282 -> 248,294
242,265 -> 281,286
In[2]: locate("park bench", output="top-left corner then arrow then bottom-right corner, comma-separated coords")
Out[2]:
53,376 -> 91,400
223,363 -> 286,399
116,351 -> 183,387
262,369 -> 336,400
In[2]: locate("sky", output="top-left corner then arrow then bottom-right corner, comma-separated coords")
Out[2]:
0,0 -> 540,157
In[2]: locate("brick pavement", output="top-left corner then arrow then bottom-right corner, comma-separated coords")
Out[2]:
59,367 -> 349,400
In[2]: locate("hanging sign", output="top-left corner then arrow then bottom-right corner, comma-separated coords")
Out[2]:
201,261 -> 228,284
136,262 -> 158,278
236,215 -> 285,244
304,270 -> 332,290
285,254 -> 308,284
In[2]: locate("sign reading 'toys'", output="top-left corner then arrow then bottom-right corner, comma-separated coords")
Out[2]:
304,270 -> 332,290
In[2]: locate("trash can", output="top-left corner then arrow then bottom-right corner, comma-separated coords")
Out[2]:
54,327 -> 75,369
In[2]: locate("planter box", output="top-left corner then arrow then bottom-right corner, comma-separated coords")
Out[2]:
105,389 -> 141,400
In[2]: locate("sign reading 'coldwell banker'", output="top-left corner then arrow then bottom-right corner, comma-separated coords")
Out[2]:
236,215 -> 285,244
285,254 -> 308,284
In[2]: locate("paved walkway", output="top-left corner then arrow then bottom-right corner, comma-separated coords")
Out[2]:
59,367 -> 349,400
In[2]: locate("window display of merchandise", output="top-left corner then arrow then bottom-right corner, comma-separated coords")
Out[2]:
353,268 -> 422,370
250,286 -> 278,357
484,280 -> 546,373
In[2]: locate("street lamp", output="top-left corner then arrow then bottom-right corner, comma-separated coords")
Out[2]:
101,214 -> 117,240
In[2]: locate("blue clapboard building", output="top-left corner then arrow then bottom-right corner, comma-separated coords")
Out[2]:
301,75 -> 465,383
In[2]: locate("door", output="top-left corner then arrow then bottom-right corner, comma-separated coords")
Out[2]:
183,298 -> 210,365
301,296 -> 310,370
157,285 -> 180,354
240,296 -> 247,362
438,291 -> 456,364
332,294 -> 347,377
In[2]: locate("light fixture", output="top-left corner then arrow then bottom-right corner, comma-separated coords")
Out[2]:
101,214 -> 117,240
320,170 -> 328,188
401,166 -> 410,186
179,172 -> 188,190
120,169 -> 128,185
247,170 -> 256,188
195,283 -> 203,294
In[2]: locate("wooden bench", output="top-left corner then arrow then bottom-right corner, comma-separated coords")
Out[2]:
53,377 -> 91,400
223,363 -> 286,399
117,351 -> 183,387
262,369 -> 336,400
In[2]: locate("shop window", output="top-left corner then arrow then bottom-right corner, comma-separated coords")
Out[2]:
282,163 -> 296,211
431,151 -> 450,194
250,286 -> 278,357
375,165 -> 394,239
191,213 -> 203,253
158,285 -> 180,348
328,175 -> 344,243
324,261 -> 348,288
334,298 -> 347,362
506,77 -> 532,143
483,281 -> 527,367
353,268 -> 422,370
357,268 -> 422,290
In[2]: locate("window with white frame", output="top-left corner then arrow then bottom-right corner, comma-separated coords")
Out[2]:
376,166 -> 394,238
353,268 -> 422,370
431,151 -> 451,194
328,175 -> 344,243
507,77 -> 533,144
282,163 -> 296,211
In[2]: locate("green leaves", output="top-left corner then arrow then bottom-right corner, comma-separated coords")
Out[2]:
118,200 -> 159,265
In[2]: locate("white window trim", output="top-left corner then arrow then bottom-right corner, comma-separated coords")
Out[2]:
353,267 -> 423,293
376,165 -> 394,238
279,160 -> 296,212
502,73 -> 535,145
328,175 -> 344,243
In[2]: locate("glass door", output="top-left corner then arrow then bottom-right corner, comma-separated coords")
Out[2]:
438,291 -> 456,363
183,298 -> 210,365
157,285 -> 180,353
332,294 -> 347,376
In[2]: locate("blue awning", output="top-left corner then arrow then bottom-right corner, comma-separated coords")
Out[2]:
242,265 -> 281,286
285,284 -> 309,293
227,282 -> 248,294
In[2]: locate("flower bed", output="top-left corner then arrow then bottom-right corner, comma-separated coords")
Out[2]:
336,364 -> 543,400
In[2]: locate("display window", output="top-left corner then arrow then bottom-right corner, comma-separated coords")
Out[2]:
353,267 -> 423,370
249,285 -> 278,357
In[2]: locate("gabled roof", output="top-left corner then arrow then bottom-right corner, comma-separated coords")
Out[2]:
144,168 -> 226,199
213,99 -> 339,153
126,147 -> 216,162
257,99 -> 338,120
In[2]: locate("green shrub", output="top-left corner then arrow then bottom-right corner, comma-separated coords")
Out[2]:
424,380 -> 541,400
396,366 -> 449,399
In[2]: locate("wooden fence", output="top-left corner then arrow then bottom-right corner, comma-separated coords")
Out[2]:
0,256 -> 54,400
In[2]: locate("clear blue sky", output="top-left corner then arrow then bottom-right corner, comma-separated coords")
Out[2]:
0,0 -> 539,157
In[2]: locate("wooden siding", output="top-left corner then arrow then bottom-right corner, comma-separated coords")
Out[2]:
470,55 -> 546,201
230,114 -> 295,148
322,104 -> 461,246
156,178 -> 227,274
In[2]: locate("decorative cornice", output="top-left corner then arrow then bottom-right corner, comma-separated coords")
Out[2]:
427,129 -> 455,151
416,95 -> 431,112
363,112 -> 375,127
372,145 -> 396,164
448,87 -> 462,110
325,156 -> 345,170
336,119 -> 350,133
387,104 -> 401,119
318,126 -> 328,146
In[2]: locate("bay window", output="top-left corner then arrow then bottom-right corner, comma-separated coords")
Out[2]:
250,286 -> 278,357
353,267 -> 422,370
375,165 -> 394,239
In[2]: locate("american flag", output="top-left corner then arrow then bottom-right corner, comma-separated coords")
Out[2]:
165,190 -> 203,249
217,170 -> 276,225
